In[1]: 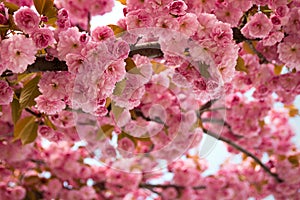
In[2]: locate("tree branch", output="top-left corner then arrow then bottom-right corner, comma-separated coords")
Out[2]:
202,128 -> 283,183
245,40 -> 268,64
0,26 -> 265,77
201,118 -> 243,138
27,57 -> 68,72
139,183 -> 206,191
0,43 -> 164,77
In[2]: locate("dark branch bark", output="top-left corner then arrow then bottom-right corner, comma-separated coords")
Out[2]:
139,183 -> 206,191
0,43 -> 164,77
129,42 -> 163,58
27,57 -> 68,72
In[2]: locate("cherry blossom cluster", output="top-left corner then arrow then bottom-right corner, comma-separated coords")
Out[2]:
0,0 -> 300,199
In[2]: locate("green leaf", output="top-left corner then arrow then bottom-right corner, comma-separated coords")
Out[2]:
107,24 -> 125,37
198,62 -> 211,78
3,2 -> 20,13
11,98 -> 22,124
288,155 -> 299,167
118,131 -> 138,145
151,61 -> 167,74
33,0 -> 52,15
14,116 -> 38,144
274,65 -> 283,75
125,57 -> 137,72
125,58 -> 144,76
235,56 -> 248,73
113,79 -> 127,96
284,105 -> 299,117
44,5 -> 57,26
17,73 -> 35,82
33,0 -> 57,25
19,76 -> 41,110
96,124 -> 115,140
44,116 -> 57,130
111,101 -> 124,121
116,0 -> 126,5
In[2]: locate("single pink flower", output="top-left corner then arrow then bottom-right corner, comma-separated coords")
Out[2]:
57,27 -> 85,60
242,13 -> 273,38
126,9 -> 154,29
13,6 -> 40,34
0,80 -> 13,105
278,35 -> 300,70
56,8 -> 70,29
91,26 -> 115,42
168,0 -> 188,16
31,28 -> 55,49
118,137 -> 135,152
90,0 -> 114,15
38,72 -> 71,100
35,95 -> 66,115
112,40 -> 130,60
178,13 -> 198,36
0,34 -> 37,73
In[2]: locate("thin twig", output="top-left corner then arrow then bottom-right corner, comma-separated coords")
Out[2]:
201,118 -> 243,138
25,108 -> 42,118
245,40 -> 268,64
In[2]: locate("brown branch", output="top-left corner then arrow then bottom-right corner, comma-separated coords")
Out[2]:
201,118 -> 243,138
27,57 -> 68,72
245,40 -> 268,64
129,42 -> 163,58
0,43 -> 164,77
0,26 -> 265,77
25,108 -> 42,118
139,183 -> 206,191
133,109 -> 167,126
202,128 -> 283,183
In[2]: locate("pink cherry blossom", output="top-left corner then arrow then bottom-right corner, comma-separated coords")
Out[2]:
90,0 -> 114,16
13,6 -> 40,34
284,7 -> 300,34
56,8 -> 71,29
31,28 -> 55,49
57,27 -> 86,60
278,35 -> 300,70
0,80 -> 13,105
168,0 -> 188,16
9,186 -> 26,200
156,16 -> 179,30
214,2 -> 243,27
38,71 -> 72,100
0,34 -> 37,73
162,187 -> 178,199
35,95 -> 66,115
91,26 -> 115,42
242,13 -> 273,38
262,31 -> 284,46
178,13 -> 198,36
118,137 -> 135,153
126,9 -> 154,29
275,5 -> 289,17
